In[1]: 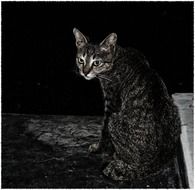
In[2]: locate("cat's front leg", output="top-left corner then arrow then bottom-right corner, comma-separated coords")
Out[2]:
103,158 -> 130,181
88,123 -> 109,153
89,116 -> 114,154
89,142 -> 101,153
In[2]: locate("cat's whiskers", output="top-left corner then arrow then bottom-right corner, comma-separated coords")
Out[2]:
96,74 -> 112,82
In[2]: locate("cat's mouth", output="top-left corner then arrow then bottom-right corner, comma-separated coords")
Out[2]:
80,72 -> 96,80
80,72 -> 112,82
84,76 -> 94,80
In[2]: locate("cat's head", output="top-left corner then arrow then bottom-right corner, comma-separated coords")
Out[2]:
73,28 -> 117,80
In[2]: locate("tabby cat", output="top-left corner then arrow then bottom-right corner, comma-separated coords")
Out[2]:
73,28 -> 181,181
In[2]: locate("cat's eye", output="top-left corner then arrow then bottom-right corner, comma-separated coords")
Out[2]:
78,58 -> 84,64
93,60 -> 102,67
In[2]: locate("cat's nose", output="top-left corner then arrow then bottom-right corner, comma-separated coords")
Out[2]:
83,67 -> 92,76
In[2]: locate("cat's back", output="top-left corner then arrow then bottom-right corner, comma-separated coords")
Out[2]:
115,46 -> 181,143
109,48 -> 181,170
122,48 -> 181,129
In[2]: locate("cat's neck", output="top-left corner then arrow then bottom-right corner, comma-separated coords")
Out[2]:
99,45 -> 149,95
98,46 -> 128,96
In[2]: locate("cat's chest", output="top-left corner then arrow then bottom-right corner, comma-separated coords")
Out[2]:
103,87 -> 121,114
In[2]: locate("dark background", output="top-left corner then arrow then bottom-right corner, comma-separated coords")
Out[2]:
2,2 -> 193,115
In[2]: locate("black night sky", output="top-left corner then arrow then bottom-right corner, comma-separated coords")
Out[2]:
2,2 -> 193,115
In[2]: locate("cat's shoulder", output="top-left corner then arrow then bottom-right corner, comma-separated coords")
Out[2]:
124,47 -> 150,66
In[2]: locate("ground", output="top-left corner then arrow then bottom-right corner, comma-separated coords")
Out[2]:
2,113 -> 185,188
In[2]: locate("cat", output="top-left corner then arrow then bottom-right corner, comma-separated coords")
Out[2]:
73,28 -> 181,181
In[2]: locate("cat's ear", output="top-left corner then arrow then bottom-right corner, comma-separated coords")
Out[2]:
73,28 -> 88,49
99,33 -> 117,52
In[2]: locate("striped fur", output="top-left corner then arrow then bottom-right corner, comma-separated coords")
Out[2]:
73,29 -> 181,181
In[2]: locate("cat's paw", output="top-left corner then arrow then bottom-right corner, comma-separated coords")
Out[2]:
88,143 -> 101,153
103,160 -> 129,181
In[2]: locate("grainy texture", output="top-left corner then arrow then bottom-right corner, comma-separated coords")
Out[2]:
73,30 -> 181,181
2,114 -> 183,188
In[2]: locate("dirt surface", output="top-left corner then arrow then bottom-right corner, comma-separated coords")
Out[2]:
2,114 -> 183,188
